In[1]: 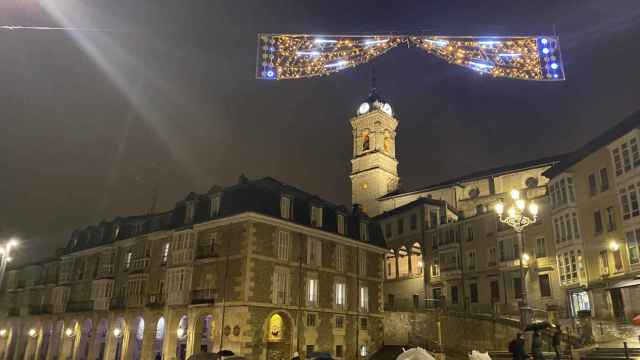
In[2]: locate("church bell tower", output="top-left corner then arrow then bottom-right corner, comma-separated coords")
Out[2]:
349,83 -> 399,217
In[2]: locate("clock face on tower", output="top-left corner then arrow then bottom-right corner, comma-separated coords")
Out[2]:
358,102 -> 370,115
382,103 -> 393,116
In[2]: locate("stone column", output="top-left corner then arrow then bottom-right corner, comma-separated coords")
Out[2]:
185,312 -> 197,359
394,252 -> 400,280
140,314 -> 156,360
407,246 -> 413,275
162,311 -> 179,360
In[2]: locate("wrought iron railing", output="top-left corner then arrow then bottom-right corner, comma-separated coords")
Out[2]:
191,288 -> 216,304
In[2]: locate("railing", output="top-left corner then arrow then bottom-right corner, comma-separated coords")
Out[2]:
196,245 -> 216,259
147,293 -> 166,307
536,257 -> 554,269
191,288 -> 216,304
67,301 -> 93,312
130,258 -> 150,272
110,296 -> 126,310
97,264 -> 115,278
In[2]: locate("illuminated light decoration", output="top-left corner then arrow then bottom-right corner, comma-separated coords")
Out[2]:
256,34 -> 565,81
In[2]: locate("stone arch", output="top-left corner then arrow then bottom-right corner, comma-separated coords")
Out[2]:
397,246 -> 409,277
128,315 -> 144,360
193,313 -> 214,353
60,319 -> 80,360
78,318 -> 92,360
385,249 -> 397,279
262,310 -> 295,360
176,315 -> 189,360
411,242 -> 423,275
112,316 -> 127,360
153,316 -> 166,360
95,318 -> 109,360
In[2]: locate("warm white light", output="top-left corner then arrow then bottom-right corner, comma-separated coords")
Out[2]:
529,202 -> 539,216
494,202 -> 504,215
507,207 -> 516,218
510,189 -> 520,200
65,328 -> 74,337
112,328 -> 122,338
0,329 -> 7,338
609,241 -> 620,252
516,199 -> 525,210
176,327 -> 185,338
7,238 -> 17,248
522,253 -> 530,262
6,257 -> 13,263
418,261 -> 423,268
28,329 -> 37,338
358,102 -> 370,115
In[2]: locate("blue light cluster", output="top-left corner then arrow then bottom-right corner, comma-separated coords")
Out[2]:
538,37 -> 564,80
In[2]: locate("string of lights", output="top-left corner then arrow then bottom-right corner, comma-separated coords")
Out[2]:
256,34 -> 565,81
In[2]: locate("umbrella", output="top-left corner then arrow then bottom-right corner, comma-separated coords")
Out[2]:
396,347 -> 436,360
468,350 -> 492,360
308,352 -> 333,360
524,321 -> 552,331
633,314 -> 640,326
187,353 -> 218,360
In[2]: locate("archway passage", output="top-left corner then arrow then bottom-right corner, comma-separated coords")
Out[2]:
176,315 -> 188,360
79,319 -> 92,360
385,250 -> 397,280
96,319 -> 108,360
153,317 -> 165,360
130,317 -> 144,360
39,323 -> 52,360
265,312 -> 292,360
195,314 -> 213,353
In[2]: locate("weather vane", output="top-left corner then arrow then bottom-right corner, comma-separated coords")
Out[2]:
256,34 -> 565,81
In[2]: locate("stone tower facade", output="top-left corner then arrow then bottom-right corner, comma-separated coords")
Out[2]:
350,90 -> 399,216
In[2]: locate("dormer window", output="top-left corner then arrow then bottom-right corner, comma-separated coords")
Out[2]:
311,206 -> 323,228
280,196 -> 292,219
210,195 -> 221,218
360,222 -> 369,242
337,214 -> 345,235
185,201 -> 195,224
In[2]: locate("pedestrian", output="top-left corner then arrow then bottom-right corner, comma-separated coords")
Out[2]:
292,351 -> 301,360
509,333 -> 527,360
552,325 -> 562,360
532,329 -> 545,360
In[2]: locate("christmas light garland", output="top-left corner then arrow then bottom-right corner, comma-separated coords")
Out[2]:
256,34 -> 565,81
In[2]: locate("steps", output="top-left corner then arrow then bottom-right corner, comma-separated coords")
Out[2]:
580,347 -> 640,360
488,351 -> 569,359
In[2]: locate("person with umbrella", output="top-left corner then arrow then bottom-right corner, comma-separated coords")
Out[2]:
552,325 -> 562,360
531,330 -> 545,360
508,333 -> 527,360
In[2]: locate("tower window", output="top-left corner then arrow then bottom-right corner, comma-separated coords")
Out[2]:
362,131 -> 370,151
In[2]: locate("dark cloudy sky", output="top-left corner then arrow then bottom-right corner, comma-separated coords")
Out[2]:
1,0 -> 640,262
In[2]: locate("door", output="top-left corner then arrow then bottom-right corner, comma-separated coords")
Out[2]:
610,288 -> 625,319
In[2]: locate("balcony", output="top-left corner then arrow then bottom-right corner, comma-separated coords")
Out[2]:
130,258 -> 150,273
196,245 -> 217,259
191,288 -> 216,305
127,295 -> 145,308
535,257 -> 554,270
8,307 -> 20,317
110,296 -> 126,310
96,264 -> 115,279
28,304 -> 51,315
16,280 -> 26,289
147,293 -> 166,307
499,258 -> 527,271
440,267 -> 462,280
67,301 -> 93,312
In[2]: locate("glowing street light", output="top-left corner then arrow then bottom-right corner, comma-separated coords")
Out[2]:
176,327 -> 185,339
494,189 -> 539,326
65,328 -> 74,338
0,329 -> 7,338
28,329 -> 37,338
113,328 -> 122,338
0,237 -> 19,290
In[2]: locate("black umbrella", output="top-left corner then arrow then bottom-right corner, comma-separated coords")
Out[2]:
524,321 -> 553,331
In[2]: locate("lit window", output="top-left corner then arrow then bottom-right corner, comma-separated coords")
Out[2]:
280,196 -> 292,219
311,206 -> 323,227
359,286 -> 369,312
307,278 -> 318,306
161,243 -> 170,264
335,282 -> 346,309
210,195 -> 221,217
626,229 -> 640,264
124,252 -> 132,270
337,214 -> 345,235
360,222 -> 368,242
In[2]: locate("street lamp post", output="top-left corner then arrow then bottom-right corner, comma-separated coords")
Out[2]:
0,238 -> 18,289
494,189 -> 538,327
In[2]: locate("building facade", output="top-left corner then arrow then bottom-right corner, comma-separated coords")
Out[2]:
0,178 -> 385,360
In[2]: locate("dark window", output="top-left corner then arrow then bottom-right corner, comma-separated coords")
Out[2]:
335,316 -> 344,329
432,288 -> 442,300
429,211 -> 438,228
513,278 -> 523,299
539,274 -> 551,297
410,214 -> 417,230
360,317 -> 368,330
594,210 -> 603,234
490,281 -> 500,301
306,313 -> 316,327
387,294 -> 394,307
398,218 -> 404,234
413,294 -> 420,308
470,283 -> 479,303
600,168 -> 610,192
307,345 -> 315,355
606,207 -> 616,232
385,224 -> 392,237
336,345 -> 343,358
451,286 -> 459,304
588,174 -> 597,196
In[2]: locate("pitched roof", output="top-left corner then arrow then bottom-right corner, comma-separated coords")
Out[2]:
380,154 -> 568,200
374,197 -> 448,220
543,109 -> 640,178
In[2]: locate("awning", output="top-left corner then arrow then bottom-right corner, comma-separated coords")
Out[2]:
605,278 -> 640,290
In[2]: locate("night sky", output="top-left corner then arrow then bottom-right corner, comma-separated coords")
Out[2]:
2,1 -> 640,263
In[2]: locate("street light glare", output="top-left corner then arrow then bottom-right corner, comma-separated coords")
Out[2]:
494,202 -> 504,215
510,189 -> 520,200
529,202 -> 539,216
8,238 -> 17,248
516,199 -> 525,210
